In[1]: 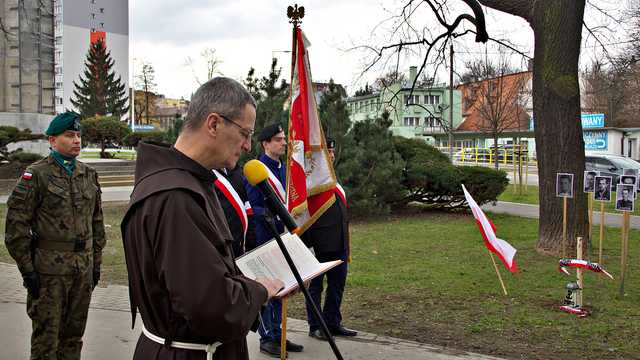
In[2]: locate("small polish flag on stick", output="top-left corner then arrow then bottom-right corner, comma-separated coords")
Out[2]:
462,184 -> 517,295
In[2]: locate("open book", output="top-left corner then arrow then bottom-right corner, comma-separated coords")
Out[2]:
235,232 -> 342,297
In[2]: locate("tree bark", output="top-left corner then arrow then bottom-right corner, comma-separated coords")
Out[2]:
530,1 -> 588,255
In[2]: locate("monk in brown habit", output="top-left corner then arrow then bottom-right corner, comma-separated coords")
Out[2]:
121,77 -> 284,360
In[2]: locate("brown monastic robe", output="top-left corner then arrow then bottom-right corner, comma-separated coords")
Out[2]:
121,142 -> 268,360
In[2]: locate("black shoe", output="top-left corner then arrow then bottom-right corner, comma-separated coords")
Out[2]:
329,325 -> 357,337
308,329 -> 332,341
285,339 -> 304,352
260,341 -> 286,358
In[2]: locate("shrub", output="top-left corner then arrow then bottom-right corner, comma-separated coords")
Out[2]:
123,131 -> 167,147
9,152 -> 44,163
395,137 -> 508,209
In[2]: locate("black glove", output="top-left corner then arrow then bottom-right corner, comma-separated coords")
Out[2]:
22,272 -> 40,299
93,268 -> 101,289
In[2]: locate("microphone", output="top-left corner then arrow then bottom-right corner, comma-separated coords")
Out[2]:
243,160 -> 299,233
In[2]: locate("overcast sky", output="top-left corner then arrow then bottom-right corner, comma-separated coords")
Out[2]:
129,0 -> 631,100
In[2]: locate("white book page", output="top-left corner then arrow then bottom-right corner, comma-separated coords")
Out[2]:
236,232 -> 343,296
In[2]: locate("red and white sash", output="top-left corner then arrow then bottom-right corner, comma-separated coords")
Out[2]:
213,169 -> 253,239
262,162 -> 287,205
334,183 -> 347,207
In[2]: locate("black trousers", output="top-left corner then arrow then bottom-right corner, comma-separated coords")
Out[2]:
305,249 -> 349,331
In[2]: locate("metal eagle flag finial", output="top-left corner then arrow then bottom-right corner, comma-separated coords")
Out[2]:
287,4 -> 305,26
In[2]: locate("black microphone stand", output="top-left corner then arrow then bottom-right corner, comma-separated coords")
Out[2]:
262,210 -> 344,360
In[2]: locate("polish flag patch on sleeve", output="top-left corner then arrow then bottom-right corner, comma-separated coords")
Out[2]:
22,172 -> 33,180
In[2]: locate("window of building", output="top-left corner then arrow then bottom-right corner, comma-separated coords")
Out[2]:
425,116 -> 440,127
404,95 -> 411,104
414,95 -> 420,104
403,117 -> 419,127
99,8 -> 105,13
434,95 -> 440,105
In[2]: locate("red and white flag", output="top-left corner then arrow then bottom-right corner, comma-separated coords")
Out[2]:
462,185 -> 518,273
286,27 -> 336,233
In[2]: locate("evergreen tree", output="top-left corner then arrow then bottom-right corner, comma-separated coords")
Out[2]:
242,58 -> 289,160
318,79 -> 351,166
336,111 -> 404,216
71,39 -> 129,118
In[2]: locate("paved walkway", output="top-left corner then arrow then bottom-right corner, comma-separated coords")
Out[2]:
3,186 -> 636,230
0,263 -> 499,360
483,201 -> 640,230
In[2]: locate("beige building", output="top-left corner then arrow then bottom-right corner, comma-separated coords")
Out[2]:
0,0 -> 56,114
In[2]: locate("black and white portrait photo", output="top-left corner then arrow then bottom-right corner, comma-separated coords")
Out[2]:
594,176 -> 612,202
584,171 -> 597,193
616,184 -> 635,212
620,175 -> 637,187
556,173 -> 573,198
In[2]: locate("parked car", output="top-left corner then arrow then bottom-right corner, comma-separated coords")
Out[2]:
585,154 -> 640,184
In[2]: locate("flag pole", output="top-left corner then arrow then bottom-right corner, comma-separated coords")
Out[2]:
281,6 -> 302,355
488,252 -> 508,295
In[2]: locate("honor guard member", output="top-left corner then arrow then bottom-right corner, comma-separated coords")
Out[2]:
4,111 -> 106,359
302,138 -> 357,341
245,123 -> 305,358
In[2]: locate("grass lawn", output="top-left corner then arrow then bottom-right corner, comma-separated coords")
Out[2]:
79,150 -> 136,160
499,184 -> 640,216
1,203 -> 639,359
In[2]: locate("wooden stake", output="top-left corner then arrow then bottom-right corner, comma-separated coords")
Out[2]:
488,252 -> 508,295
588,197 -> 593,243
576,237 -> 584,307
562,197 -> 568,258
280,297 -> 288,360
524,152 -> 529,194
599,202 -> 605,264
619,212 -> 630,298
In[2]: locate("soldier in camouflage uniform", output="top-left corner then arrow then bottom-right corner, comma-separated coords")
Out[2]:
4,111 -> 106,360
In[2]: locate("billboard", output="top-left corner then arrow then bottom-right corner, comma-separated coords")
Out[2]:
581,114 -> 605,129
584,130 -> 608,150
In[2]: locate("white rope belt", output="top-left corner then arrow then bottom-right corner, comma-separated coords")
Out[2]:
142,323 -> 222,360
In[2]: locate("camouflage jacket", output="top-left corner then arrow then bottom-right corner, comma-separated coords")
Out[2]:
4,156 -> 105,275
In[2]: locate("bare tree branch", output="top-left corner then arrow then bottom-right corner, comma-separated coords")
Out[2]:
476,0 -> 533,21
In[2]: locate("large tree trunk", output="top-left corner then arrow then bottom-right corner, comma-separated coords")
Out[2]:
531,1 -> 588,255
478,0 -> 589,256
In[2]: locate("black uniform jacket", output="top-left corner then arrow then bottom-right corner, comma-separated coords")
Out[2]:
121,142 -> 267,360
301,193 -> 349,254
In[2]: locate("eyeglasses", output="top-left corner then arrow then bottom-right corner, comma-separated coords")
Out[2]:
218,114 -> 254,141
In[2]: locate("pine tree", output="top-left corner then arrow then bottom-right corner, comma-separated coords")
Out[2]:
242,58 -> 289,160
71,38 -> 129,118
318,79 -> 351,166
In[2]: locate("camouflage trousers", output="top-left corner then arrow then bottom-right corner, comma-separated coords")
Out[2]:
26,267 -> 93,360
